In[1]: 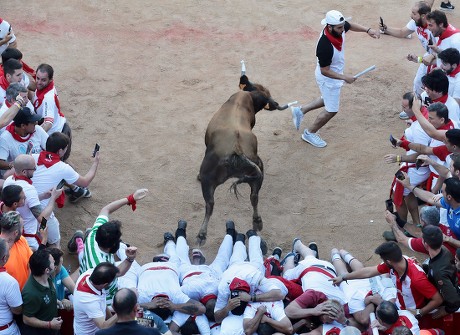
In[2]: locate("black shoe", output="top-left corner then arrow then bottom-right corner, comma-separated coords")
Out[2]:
260,239 -> 268,256
226,220 -> 237,243
294,252 -> 301,265
164,232 -> 175,245
308,242 -> 319,258
246,229 -> 258,239
292,237 -> 301,253
175,219 -> 187,239
440,1 -> 455,10
236,233 -> 246,244
67,230 -> 84,254
70,187 -> 92,203
382,231 -> 397,242
272,247 -> 282,259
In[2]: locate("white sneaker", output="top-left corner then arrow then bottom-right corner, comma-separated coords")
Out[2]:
291,106 -> 303,130
399,111 -> 409,120
302,130 -> 327,148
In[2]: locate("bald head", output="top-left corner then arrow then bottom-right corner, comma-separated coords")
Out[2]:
13,154 -> 36,173
112,288 -> 138,316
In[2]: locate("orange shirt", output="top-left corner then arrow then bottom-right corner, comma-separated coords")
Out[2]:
5,236 -> 32,289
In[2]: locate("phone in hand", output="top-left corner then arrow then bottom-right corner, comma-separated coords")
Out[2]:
389,134 -> 397,147
8,25 -> 12,33
428,36 -> 433,46
415,159 -> 424,169
424,96 -> 432,106
385,199 -> 394,213
380,17 -> 384,28
395,170 -> 405,181
92,143 -> 100,158
56,179 -> 66,190
40,217 -> 47,231
26,141 -> 33,154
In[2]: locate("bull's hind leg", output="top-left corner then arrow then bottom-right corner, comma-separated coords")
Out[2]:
198,179 -> 216,245
250,177 -> 263,231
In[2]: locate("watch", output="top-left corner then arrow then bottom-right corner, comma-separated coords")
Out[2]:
415,309 -> 422,318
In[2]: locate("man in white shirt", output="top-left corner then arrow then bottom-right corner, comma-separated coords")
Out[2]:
0,19 -> 17,55
439,47 -> 460,104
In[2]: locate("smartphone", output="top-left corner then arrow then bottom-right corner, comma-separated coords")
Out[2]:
428,36 -> 433,46
395,170 -> 405,180
385,199 -> 394,213
230,291 -> 239,299
380,17 -> 384,27
25,141 -> 34,155
40,217 -> 47,230
415,159 -> 424,169
92,143 -> 100,158
389,134 -> 397,147
56,179 -> 66,190
424,96 -> 432,106
8,25 -> 11,33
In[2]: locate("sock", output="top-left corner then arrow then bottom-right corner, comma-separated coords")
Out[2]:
342,253 -> 355,266
331,253 -> 341,262
76,237 -> 84,254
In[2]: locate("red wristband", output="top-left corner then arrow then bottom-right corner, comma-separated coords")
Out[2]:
127,194 -> 137,211
48,321 -> 51,329
400,140 -> 411,151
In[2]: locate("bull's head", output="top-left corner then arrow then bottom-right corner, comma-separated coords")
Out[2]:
239,75 -> 288,111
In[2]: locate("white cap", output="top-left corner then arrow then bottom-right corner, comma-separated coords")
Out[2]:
321,10 -> 351,26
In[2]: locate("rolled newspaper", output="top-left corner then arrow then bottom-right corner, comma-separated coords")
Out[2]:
241,60 -> 246,75
354,65 -> 376,79
369,312 -> 379,335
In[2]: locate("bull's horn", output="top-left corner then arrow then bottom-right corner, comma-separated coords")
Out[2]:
277,104 -> 289,110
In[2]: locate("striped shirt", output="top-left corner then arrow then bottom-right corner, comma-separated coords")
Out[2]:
79,215 -> 118,303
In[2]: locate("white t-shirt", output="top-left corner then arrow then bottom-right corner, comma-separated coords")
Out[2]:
31,154 -> 79,208
436,25 -> 460,67
0,271 -> 22,335
406,20 -> 436,56
243,300 -> 286,321
73,270 -> 106,335
0,20 -> 16,55
32,86 -> 66,134
0,126 -> 48,163
3,177 -> 41,248
448,72 -> 460,100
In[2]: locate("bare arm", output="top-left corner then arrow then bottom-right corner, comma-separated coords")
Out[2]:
412,98 -> 447,141
0,102 -> 21,129
99,188 -> 149,217
261,315 -> 293,334
348,22 -> 380,38
10,305 -> 22,315
331,266 -> 380,285
420,291 -> 443,316
243,306 -> 266,335
320,65 -> 356,84
74,152 -> 100,188
398,174 -> 441,206
92,313 -> 117,330
23,315 -> 62,330
62,276 -> 75,294
381,25 -> 413,38
40,122 -> 52,132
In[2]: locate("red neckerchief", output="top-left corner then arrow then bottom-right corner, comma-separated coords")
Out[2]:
21,61 -> 36,79
324,27 -> 343,51
325,327 -> 342,335
37,151 -> 61,168
6,123 -> 33,142
410,106 -> 429,122
13,173 -> 32,185
0,267 -> 6,272
437,24 -> 460,45
385,316 -> 413,334
34,81 -> 64,117
4,100 -> 12,108
0,75 -> 9,91
439,119 -> 455,130
433,94 -> 448,104
448,65 -> 460,78
76,275 -> 100,295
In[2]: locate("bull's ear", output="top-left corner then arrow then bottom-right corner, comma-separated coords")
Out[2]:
264,103 -> 270,110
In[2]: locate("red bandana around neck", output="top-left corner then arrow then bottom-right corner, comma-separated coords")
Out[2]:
6,123 -> 33,142
437,24 -> 460,45
433,94 -> 448,104
13,173 -> 32,185
0,75 -> 10,91
324,27 -> 343,51
37,151 -> 61,168
34,81 -> 54,109
448,65 -> 460,78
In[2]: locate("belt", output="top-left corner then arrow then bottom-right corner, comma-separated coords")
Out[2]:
297,264 -> 337,282
22,231 -> 41,245
0,321 -> 14,331
145,266 -> 178,276
182,271 -> 203,281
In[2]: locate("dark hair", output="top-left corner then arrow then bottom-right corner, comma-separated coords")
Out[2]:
0,211 -> 21,234
422,225 -> 443,249
36,63 -> 54,81
149,307 -> 172,320
444,177 -> 460,202
376,301 -> 399,325
1,185 -> 23,207
427,10 -> 448,27
402,92 -> 414,109
29,249 -> 51,276
112,288 -> 137,316
95,220 -> 122,250
180,318 -> 200,335
421,69 -> 449,95
417,1 -> 432,14
47,247 -> 64,266
446,129 -> 460,146
391,326 -> 413,335
257,323 -> 276,335
375,241 -> 403,262
2,59 -> 22,77
439,48 -> 460,66
428,102 -> 449,123
451,153 -> 460,172
1,48 -> 23,64
89,262 -> 119,285
46,132 -> 70,153
456,248 -> 460,259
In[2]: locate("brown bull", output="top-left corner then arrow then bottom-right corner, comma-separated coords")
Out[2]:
197,75 -> 288,243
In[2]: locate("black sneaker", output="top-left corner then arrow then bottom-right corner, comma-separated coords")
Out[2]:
440,1 -> 455,10
308,242 -> 319,259
260,239 -> 268,256
272,247 -> 282,259
226,220 -> 237,243
236,233 -> 246,244
175,220 -> 187,240
382,231 -> 397,242
164,232 -> 175,245
246,229 -> 258,239
67,230 -> 84,254
70,187 -> 92,203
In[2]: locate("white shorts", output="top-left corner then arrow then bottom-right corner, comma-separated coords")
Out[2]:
317,81 -> 341,113
47,214 -> 60,245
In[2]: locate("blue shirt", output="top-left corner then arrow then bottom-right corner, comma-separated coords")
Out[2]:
53,266 -> 69,300
441,197 -> 460,237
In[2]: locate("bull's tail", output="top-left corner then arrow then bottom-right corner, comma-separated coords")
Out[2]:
227,154 -> 263,199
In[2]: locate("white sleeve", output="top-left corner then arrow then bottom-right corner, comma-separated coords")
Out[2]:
215,281 -> 230,311
42,93 -> 57,124
405,20 -> 416,32
268,301 -> 287,321
243,303 -> 258,319
5,277 -> 23,308
0,133 -> 10,161
59,163 -> 80,185
195,315 -> 211,335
